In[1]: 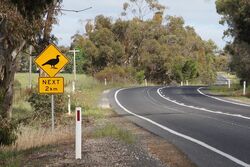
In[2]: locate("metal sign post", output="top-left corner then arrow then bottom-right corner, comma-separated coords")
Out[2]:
51,95 -> 55,131
75,107 -> 82,159
34,43 -> 70,131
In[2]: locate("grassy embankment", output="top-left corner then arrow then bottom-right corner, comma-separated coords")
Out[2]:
0,73 -> 137,166
208,72 -> 250,103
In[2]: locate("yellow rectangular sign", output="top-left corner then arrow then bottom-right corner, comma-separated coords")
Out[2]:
38,77 -> 64,94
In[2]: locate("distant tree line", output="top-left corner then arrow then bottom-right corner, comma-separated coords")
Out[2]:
69,5 -> 219,84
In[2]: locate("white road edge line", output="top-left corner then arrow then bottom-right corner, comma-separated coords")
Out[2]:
115,88 -> 250,167
157,87 -> 250,120
197,87 -> 250,107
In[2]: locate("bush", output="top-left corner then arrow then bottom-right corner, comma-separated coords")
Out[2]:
0,117 -> 19,146
135,70 -> 145,84
95,66 -> 136,83
28,89 -> 67,118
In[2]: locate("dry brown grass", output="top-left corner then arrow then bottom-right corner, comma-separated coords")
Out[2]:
1,125 -> 74,152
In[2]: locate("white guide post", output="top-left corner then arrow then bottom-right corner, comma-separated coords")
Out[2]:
105,78 -> 107,86
75,107 -> 82,159
186,80 -> 189,86
69,49 -> 80,93
72,81 -> 75,93
145,79 -> 148,86
228,79 -> 231,89
243,81 -> 246,96
181,81 -> 183,86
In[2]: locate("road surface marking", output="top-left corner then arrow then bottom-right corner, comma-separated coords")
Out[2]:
197,87 -> 250,107
157,87 -> 250,120
115,88 -> 250,167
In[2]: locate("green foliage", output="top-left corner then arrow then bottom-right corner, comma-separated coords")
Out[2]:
135,70 -> 145,84
95,66 -> 135,83
209,84 -> 250,99
172,63 -> 184,82
182,60 -> 198,80
0,117 -> 19,146
70,1 -> 217,84
228,42 -> 250,82
0,150 -> 22,167
214,55 -> 229,72
216,0 -> 250,82
28,89 -> 67,118
216,0 -> 250,43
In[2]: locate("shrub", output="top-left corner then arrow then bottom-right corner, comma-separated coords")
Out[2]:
135,70 -> 145,84
95,65 -> 135,83
28,89 -> 67,118
0,117 -> 19,146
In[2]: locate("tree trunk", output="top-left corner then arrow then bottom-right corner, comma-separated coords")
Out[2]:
0,39 -> 26,118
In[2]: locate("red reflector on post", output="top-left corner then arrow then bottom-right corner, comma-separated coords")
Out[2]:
77,110 -> 80,121
75,107 -> 82,159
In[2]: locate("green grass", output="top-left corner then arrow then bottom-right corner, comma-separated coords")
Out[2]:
14,73 -> 39,89
93,123 -> 135,144
209,84 -> 242,96
12,101 -> 32,121
208,84 -> 250,104
0,150 -> 22,167
0,145 -> 55,167
208,71 -> 250,103
83,108 -> 112,119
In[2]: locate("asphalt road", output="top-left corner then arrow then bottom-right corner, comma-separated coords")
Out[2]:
108,86 -> 250,167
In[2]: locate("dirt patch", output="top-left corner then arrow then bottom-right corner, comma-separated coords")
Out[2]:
110,116 -> 197,167
23,137 -> 164,167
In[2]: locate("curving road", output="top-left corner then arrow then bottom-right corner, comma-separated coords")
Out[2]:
108,86 -> 250,167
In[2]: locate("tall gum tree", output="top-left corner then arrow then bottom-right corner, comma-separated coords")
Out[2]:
0,0 -> 61,119
216,0 -> 250,82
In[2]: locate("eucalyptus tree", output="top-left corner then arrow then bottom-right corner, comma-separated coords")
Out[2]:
216,0 -> 250,82
0,0 -> 61,119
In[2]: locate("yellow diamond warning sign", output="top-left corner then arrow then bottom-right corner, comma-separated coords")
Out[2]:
38,77 -> 64,94
35,44 -> 69,77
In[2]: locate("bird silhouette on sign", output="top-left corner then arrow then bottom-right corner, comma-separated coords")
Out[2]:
42,55 -> 60,69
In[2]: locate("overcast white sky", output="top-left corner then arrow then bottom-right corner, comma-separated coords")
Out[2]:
52,0 -> 228,49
